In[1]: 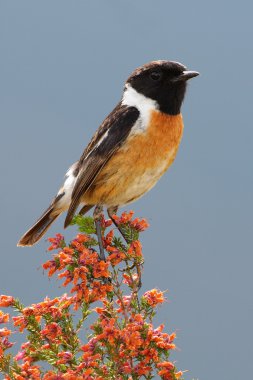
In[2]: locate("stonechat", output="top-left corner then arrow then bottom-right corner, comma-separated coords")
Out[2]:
18,60 -> 199,259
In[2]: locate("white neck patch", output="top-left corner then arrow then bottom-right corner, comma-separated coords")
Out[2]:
122,84 -> 158,129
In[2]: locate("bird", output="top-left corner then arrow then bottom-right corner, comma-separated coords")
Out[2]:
18,60 -> 199,259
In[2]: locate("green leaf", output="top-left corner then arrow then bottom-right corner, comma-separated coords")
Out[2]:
112,237 -> 127,251
85,237 -> 98,247
119,224 -> 139,243
71,215 -> 96,234
12,298 -> 24,313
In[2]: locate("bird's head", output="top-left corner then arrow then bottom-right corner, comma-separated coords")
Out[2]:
124,60 -> 199,115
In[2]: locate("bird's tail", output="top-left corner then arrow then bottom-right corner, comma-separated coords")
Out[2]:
17,206 -> 61,247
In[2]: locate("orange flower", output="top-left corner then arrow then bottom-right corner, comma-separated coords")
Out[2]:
100,216 -> 112,229
47,233 -> 64,251
107,249 -> 126,265
70,240 -> 86,253
140,347 -> 159,362
95,307 -> 105,315
62,246 -> 74,255
58,251 -> 73,267
122,329 -> 143,350
0,328 -> 11,337
13,375 -> 26,380
131,217 -> 149,232
75,234 -> 90,244
41,322 -> 62,341
0,311 -> 9,324
119,211 -> 135,224
150,325 -> 176,350
56,351 -> 73,365
123,273 -> 139,288
116,295 -> 132,313
58,294 -> 73,309
143,289 -> 165,307
58,270 -> 73,286
71,283 -> 90,307
43,372 -> 63,380
103,229 -> 114,246
111,211 -> 148,232
134,363 -> 153,376
93,261 -> 110,278
12,316 -> 26,332
127,240 -> 143,258
12,361 -> 41,379
0,295 -> 14,307
157,369 -> 173,379
120,362 -> 132,374
90,281 -> 113,302
157,362 -> 178,380
0,213 -> 183,380
42,260 -> 58,277
73,266 -> 88,285
79,250 -> 98,266
157,361 -> 174,370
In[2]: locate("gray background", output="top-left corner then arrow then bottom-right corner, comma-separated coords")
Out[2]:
0,1 -> 252,379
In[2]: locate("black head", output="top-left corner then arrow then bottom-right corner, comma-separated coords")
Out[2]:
126,60 -> 199,115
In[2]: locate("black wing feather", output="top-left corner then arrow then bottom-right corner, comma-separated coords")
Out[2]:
64,105 -> 139,227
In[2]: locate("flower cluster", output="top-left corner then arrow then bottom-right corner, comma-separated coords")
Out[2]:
0,211 -> 183,379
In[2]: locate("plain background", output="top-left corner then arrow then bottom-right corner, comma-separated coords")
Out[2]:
1,1 -> 253,379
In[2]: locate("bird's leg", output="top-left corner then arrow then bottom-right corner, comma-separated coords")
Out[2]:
107,206 -> 142,289
107,206 -> 130,244
93,205 -> 106,261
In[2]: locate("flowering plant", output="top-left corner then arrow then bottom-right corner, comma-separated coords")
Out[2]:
0,211 -> 183,379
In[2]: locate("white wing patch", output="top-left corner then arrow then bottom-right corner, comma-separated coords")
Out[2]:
56,162 -> 78,211
84,130 -> 109,160
122,84 -> 158,132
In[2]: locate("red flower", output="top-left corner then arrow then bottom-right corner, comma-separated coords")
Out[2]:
41,322 -> 62,341
127,240 -> 143,258
0,295 -> 14,307
103,230 -> 114,247
0,212 -> 183,380
93,261 -> 110,278
42,260 -> 58,277
143,289 -> 165,307
12,316 -> 26,332
106,246 -> 126,265
0,311 -> 9,324
47,233 -> 65,251
56,351 -> 73,365
14,351 -> 25,361
157,361 -> 174,370
0,328 -> 11,337
75,234 -> 90,244
131,217 -> 149,232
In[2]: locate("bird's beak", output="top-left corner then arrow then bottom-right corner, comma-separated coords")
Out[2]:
175,70 -> 200,82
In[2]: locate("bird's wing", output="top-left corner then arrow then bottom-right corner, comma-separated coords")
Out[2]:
64,104 -> 140,227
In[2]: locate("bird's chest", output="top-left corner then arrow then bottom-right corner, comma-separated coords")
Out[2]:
121,110 -> 184,176
123,111 -> 183,192
94,110 -> 184,205
85,110 -> 184,206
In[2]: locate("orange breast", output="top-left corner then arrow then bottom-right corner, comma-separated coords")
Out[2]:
83,110 -> 184,206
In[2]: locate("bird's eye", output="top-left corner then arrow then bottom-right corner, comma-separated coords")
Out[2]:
150,71 -> 162,81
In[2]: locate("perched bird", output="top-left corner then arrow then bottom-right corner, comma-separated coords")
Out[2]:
18,60 -> 199,259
